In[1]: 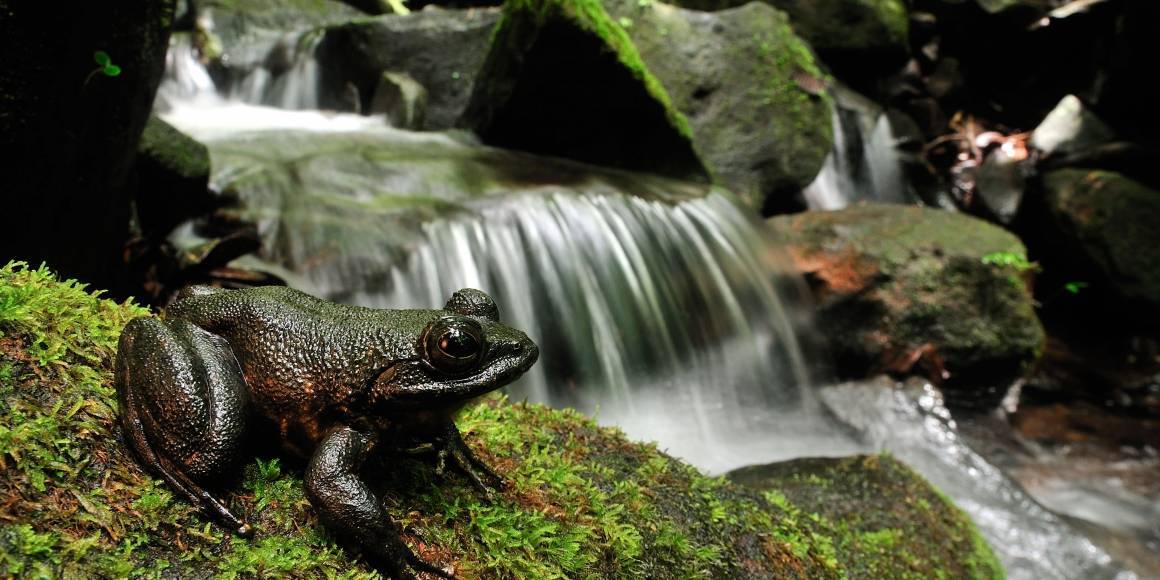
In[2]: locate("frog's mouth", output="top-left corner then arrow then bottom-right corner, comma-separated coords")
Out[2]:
369,336 -> 539,407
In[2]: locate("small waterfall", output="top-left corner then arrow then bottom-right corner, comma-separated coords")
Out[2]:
804,85 -> 912,209
166,109 -> 822,471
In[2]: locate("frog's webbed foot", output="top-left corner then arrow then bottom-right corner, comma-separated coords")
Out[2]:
115,317 -> 251,536
306,426 -> 455,580
429,425 -> 505,499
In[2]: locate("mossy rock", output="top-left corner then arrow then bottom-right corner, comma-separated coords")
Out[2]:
769,205 -> 1046,407
600,0 -> 833,211
459,0 -> 711,183
135,115 -> 217,239
1040,169 -> 1160,320
0,262 -> 1001,577
729,454 -> 1004,580
316,9 -> 501,129
649,0 -> 907,92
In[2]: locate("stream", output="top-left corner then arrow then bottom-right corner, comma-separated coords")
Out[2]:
158,28 -> 1147,579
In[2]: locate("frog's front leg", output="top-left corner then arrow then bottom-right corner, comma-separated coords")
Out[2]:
403,424 -> 505,498
305,426 -> 454,580
115,317 -> 250,534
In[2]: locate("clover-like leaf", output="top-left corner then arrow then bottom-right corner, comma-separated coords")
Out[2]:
103,64 -> 122,77
94,51 -> 111,66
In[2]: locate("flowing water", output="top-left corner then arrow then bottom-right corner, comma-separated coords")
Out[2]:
158,26 -> 1145,579
803,84 -> 913,210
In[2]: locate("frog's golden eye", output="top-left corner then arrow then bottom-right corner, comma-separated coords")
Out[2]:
424,317 -> 485,375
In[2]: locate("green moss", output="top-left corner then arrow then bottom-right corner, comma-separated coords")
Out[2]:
733,454 -> 1004,580
2,262 -> 1001,577
138,116 -> 210,181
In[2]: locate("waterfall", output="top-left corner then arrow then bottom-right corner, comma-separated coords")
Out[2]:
167,113 -> 823,472
804,85 -> 912,210
157,30 -> 1139,580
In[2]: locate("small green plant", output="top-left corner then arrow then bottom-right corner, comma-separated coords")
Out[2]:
84,51 -> 122,86
1064,281 -> 1088,295
980,251 -> 1037,272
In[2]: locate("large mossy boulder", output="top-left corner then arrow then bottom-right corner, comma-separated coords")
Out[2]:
460,0 -> 710,183
0,262 -> 1000,577
601,0 -> 834,211
317,9 -> 502,129
1039,169 -> 1160,321
0,0 -> 175,294
769,205 -> 1046,408
730,454 -> 1003,579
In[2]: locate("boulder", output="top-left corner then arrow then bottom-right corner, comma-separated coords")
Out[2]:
459,0 -> 710,182
134,116 -> 217,239
729,454 -> 1003,580
0,262 -> 1001,577
662,0 -> 910,89
769,205 -> 1045,407
601,0 -> 834,209
317,8 -> 501,129
1040,170 -> 1160,320
368,71 -> 428,130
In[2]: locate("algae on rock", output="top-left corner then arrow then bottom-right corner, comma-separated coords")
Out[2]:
0,261 -> 1002,577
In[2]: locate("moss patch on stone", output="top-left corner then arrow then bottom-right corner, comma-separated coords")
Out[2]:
1,262 -> 1000,577
730,454 -> 1004,580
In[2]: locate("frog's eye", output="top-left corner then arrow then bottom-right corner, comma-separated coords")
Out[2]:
424,316 -> 485,375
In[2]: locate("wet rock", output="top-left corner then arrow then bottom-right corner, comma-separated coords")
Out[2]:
769,205 -> 1046,408
1030,95 -> 1115,158
728,454 -> 1003,579
684,0 -> 910,91
317,8 -> 500,129
600,0 -> 833,209
460,0 -> 709,182
368,71 -> 428,130
134,116 -> 217,239
1040,169 -> 1160,318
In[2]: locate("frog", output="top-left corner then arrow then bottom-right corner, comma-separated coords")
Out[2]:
114,285 -> 539,578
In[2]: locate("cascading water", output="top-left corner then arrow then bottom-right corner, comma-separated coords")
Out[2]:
158,26 -> 1143,580
803,85 -> 913,210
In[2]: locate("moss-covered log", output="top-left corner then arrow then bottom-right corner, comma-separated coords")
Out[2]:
0,262 -> 1000,578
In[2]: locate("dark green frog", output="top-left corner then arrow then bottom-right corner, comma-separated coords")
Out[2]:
115,285 -> 539,578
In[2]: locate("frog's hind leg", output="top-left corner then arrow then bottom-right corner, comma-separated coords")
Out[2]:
116,317 -> 252,535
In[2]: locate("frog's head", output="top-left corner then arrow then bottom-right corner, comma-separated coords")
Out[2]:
367,289 -> 539,409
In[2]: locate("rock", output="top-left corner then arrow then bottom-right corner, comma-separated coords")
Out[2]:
1030,95 -> 1115,158
460,0 -> 709,183
676,0 -> 910,89
1040,170 -> 1160,318
368,71 -> 428,130
134,116 -> 217,239
729,454 -> 1003,579
317,8 -> 501,129
0,261 -> 1000,578
769,205 -> 1046,407
601,0 -> 834,209
975,145 -> 1026,224
0,0 -> 176,294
